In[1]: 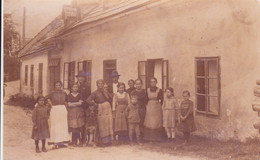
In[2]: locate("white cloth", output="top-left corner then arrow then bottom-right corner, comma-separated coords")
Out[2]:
48,105 -> 70,143
113,83 -> 118,94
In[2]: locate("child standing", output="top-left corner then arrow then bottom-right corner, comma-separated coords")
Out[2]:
162,87 -> 179,142
67,83 -> 85,147
125,94 -> 142,145
85,103 -> 98,147
131,79 -> 148,140
112,82 -> 130,145
31,96 -> 50,153
178,90 -> 197,144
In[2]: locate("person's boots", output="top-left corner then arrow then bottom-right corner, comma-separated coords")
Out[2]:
137,137 -> 143,146
42,140 -> 47,152
36,145 -> 41,153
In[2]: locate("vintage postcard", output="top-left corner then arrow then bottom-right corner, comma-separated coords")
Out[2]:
2,0 -> 260,159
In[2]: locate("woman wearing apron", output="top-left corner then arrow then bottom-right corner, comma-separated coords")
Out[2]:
46,81 -> 70,149
143,77 -> 164,142
87,79 -> 114,146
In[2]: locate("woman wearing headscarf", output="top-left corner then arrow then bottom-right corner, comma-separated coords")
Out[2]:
86,79 -> 114,146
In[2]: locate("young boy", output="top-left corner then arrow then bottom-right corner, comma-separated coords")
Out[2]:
125,94 -> 142,145
178,90 -> 197,144
85,103 -> 98,147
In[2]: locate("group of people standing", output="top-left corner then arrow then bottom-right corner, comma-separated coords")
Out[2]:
31,70 -> 196,153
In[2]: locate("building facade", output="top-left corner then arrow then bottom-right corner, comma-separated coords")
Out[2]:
18,0 -> 260,141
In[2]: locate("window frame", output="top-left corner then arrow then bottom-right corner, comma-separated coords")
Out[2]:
138,59 -> 169,90
195,56 -> 221,117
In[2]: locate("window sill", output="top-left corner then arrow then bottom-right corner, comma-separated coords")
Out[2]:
196,111 -> 221,119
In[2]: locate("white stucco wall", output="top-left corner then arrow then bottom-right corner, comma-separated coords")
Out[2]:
59,0 -> 260,141
20,52 -> 49,97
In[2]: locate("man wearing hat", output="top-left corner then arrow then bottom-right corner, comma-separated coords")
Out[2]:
76,71 -> 91,102
109,70 -> 120,94
76,71 -> 91,145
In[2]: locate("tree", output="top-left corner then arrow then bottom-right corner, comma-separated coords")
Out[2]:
4,14 -> 21,81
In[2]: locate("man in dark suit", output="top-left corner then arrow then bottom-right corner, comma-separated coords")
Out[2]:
108,70 -> 120,94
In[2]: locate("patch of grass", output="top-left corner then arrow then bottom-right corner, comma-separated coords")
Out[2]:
140,135 -> 260,160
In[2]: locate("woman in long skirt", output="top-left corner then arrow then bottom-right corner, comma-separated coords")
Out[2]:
87,79 -> 114,146
46,81 -> 70,148
143,77 -> 164,142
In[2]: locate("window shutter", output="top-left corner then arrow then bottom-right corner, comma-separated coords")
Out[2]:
38,63 -> 43,95
162,60 -> 169,91
63,63 -> 70,89
86,60 -> 92,91
138,61 -> 147,89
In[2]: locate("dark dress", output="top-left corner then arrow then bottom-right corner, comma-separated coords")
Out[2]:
130,89 -> 148,129
77,81 -> 91,109
86,89 -> 113,144
126,87 -> 136,96
31,104 -> 50,140
178,100 -> 197,132
67,93 -> 85,132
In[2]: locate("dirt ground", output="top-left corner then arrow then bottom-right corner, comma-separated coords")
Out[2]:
3,81 -> 260,160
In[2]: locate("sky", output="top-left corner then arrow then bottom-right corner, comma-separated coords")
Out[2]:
4,0 -> 72,39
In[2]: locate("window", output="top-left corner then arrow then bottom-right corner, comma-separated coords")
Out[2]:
63,61 -> 75,89
49,59 -> 60,92
38,63 -> 43,95
103,60 -> 117,92
78,60 -> 92,91
30,65 -> 34,87
138,59 -> 169,90
25,65 -> 28,85
195,57 -> 220,116
103,60 -> 117,83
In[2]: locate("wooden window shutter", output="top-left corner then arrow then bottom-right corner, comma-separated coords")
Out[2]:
38,63 -> 43,95
86,60 -> 92,90
162,60 -> 169,91
138,61 -> 147,89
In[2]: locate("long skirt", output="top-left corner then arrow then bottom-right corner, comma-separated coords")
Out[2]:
114,104 -> 128,133
97,102 -> 113,144
48,105 -> 70,143
144,100 -> 163,141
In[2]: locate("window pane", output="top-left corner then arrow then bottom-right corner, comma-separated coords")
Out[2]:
197,95 -> 206,111
208,60 -> 218,77
139,62 -> 146,75
196,60 -> 205,76
208,78 -> 218,96
209,96 -> 219,114
197,78 -> 206,94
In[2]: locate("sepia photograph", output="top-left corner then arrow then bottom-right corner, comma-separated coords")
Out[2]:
2,0 -> 260,159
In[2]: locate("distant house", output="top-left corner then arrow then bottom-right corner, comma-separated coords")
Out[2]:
17,0 -> 260,141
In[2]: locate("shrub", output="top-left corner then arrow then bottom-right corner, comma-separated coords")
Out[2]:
6,93 -> 36,110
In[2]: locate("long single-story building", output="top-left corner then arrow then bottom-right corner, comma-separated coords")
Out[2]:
18,0 -> 260,141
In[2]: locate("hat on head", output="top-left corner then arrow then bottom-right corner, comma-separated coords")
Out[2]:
111,70 -> 120,78
76,71 -> 87,77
